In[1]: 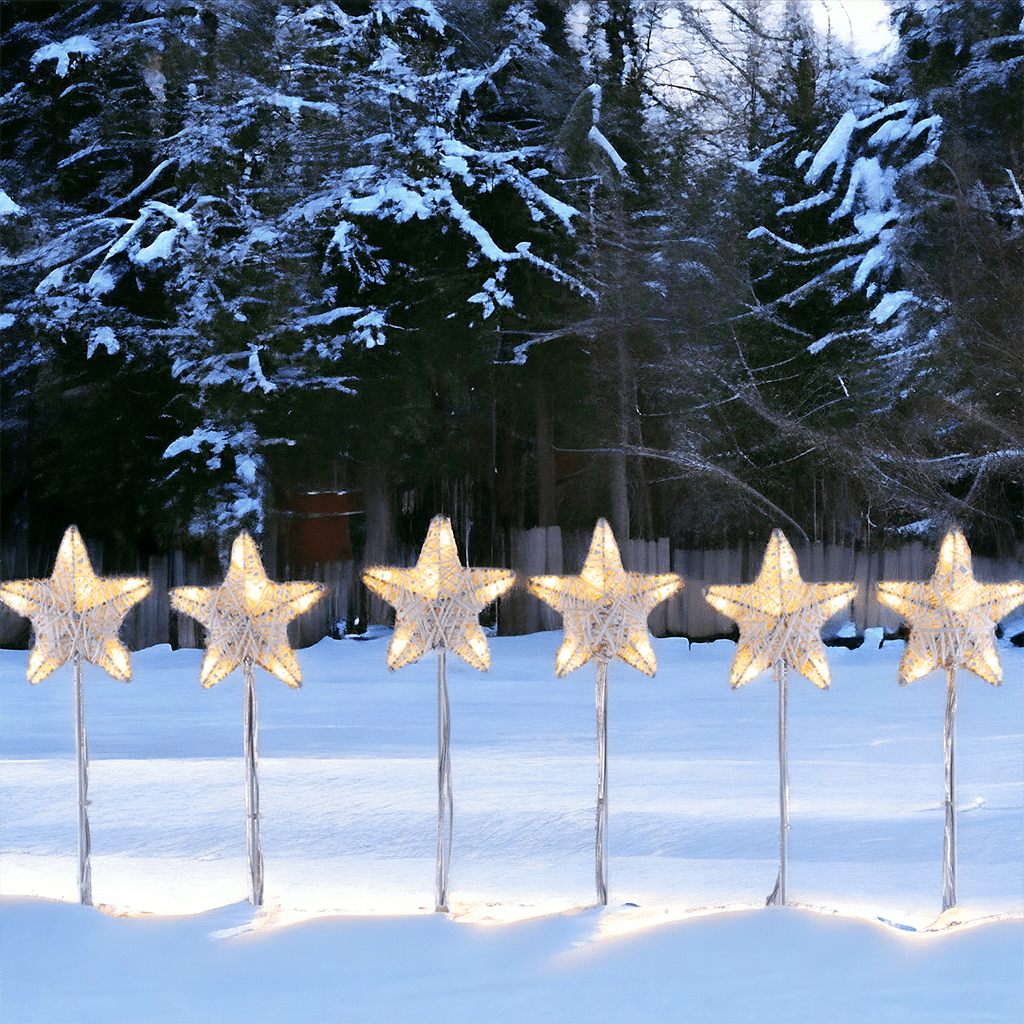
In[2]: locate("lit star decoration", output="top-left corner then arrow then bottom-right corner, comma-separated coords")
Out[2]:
0,525 -> 150,684
705,530 -> 857,689
876,531 -> 1024,687
528,519 -> 682,677
362,515 -> 515,671
170,532 -> 327,688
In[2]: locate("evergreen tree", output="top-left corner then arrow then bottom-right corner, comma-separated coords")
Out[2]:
880,0 -> 1023,551
1,0 -> 594,557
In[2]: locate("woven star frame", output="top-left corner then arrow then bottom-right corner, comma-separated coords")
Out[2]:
362,516 -> 515,673
876,531 -> 1024,689
528,518 -> 681,679
170,532 -> 327,690
705,530 -> 857,691
0,524 -> 151,907
0,525 -> 150,686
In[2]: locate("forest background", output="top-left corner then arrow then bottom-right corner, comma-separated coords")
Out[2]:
1,0 -> 1021,642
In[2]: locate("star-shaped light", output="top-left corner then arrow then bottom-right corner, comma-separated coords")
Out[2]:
705,530 -> 856,690
362,515 -> 515,671
170,532 -> 327,689
528,518 -> 682,677
0,525 -> 150,684
876,531 -> 1024,686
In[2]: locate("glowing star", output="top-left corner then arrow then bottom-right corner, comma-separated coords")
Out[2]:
876,531 -> 1024,687
362,516 -> 515,671
528,518 -> 682,677
0,525 -> 150,684
170,532 -> 327,689
363,514 -> 515,912
705,530 -> 857,690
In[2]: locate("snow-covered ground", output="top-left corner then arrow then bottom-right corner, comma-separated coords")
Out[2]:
2,632 -> 1022,1022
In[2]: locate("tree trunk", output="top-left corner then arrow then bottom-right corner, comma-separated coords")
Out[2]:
537,386 -> 556,528
609,334 -> 631,543
363,459 -> 395,626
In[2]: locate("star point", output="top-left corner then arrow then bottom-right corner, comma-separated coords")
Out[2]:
0,525 -> 150,684
876,531 -> 1024,686
528,518 -> 682,677
705,530 -> 856,689
170,532 -> 327,688
362,515 -> 515,671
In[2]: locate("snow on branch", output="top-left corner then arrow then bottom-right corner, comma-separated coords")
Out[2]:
30,36 -> 98,78
0,190 -> 26,217
102,159 -> 177,215
587,127 -> 628,173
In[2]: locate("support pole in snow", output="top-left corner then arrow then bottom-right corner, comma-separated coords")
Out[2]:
942,667 -> 957,912
243,661 -> 264,908
767,659 -> 789,907
436,649 -> 453,913
74,651 -> 93,907
595,658 -> 610,906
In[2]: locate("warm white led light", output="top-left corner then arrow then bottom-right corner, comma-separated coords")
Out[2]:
170,532 -> 326,689
705,530 -> 856,690
877,531 -> 1024,686
528,518 -> 682,678
362,515 -> 514,672
0,525 -> 150,684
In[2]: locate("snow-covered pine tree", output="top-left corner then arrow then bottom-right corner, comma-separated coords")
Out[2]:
533,0 -> 698,542
880,0 -> 1023,551
1,1 -> 192,561
2,0 -> 595,555
591,1 -> 875,543
724,6 -> 948,541
284,1 -> 593,553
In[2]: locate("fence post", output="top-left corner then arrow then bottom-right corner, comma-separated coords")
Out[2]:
540,526 -> 563,631
145,555 -> 170,648
172,550 -> 199,649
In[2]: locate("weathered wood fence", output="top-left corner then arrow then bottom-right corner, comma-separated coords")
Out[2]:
2,528 -> 1021,650
497,528 -> 1024,640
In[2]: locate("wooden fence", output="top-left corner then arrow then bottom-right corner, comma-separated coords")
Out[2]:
1,529 -> 1022,650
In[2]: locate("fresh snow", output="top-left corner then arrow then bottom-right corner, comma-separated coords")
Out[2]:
134,228 -> 178,265
268,92 -> 340,118
1,633 -> 1021,1021
295,307 -> 364,328
163,424 -> 246,461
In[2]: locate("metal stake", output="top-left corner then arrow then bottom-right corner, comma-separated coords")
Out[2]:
73,652 -> 93,907
767,660 -> 789,907
942,666 -> 957,912
243,661 -> 263,907
436,649 -> 453,912
595,658 -> 610,906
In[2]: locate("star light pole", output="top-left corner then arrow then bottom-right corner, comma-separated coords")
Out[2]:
706,530 -> 856,907
877,531 -> 1023,912
171,532 -> 326,907
0,525 -> 150,906
362,515 -> 515,913
529,519 -> 681,906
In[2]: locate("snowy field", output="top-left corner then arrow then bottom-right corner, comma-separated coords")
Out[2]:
2,631 -> 1022,1023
